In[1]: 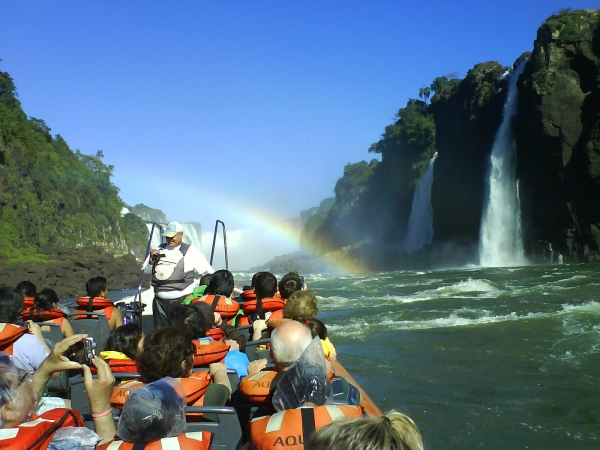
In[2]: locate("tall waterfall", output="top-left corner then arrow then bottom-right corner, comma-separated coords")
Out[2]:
479,59 -> 529,267
402,152 -> 438,253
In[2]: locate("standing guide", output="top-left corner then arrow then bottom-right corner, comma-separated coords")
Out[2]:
143,222 -> 214,327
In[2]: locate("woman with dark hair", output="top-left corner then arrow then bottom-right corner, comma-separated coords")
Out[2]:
101,324 -> 144,361
26,288 -> 74,338
136,326 -> 232,409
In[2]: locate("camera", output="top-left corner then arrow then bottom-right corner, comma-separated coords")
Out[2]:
68,337 -> 96,366
150,252 -> 164,264
83,337 -> 96,366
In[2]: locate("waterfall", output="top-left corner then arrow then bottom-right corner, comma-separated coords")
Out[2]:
402,152 -> 438,253
146,223 -> 163,250
479,59 -> 529,267
180,222 -> 203,248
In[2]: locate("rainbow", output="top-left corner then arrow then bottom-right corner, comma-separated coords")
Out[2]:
192,193 -> 367,274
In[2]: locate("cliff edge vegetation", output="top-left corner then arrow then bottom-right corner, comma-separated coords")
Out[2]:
0,65 -> 147,264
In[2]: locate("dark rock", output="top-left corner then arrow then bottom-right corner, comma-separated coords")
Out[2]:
515,9 -> 600,261
430,60 -> 510,248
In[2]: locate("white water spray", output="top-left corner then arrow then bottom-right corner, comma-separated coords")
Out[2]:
479,59 -> 529,267
402,152 -> 438,253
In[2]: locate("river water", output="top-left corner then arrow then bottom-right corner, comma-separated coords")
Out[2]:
113,264 -> 599,449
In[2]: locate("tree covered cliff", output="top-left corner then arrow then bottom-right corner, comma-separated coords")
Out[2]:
303,9 -> 600,266
0,66 -> 147,263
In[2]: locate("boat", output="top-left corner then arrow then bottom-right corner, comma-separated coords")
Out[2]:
66,220 -> 383,449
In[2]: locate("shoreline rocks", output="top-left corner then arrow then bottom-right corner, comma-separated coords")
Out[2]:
0,246 -> 149,298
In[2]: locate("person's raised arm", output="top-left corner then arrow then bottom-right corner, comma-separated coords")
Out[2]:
82,357 -> 116,443
31,334 -> 85,402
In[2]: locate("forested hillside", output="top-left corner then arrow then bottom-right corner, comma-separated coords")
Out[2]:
0,66 -> 147,263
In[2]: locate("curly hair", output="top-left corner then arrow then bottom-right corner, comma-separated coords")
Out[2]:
137,326 -> 194,383
283,290 -> 318,320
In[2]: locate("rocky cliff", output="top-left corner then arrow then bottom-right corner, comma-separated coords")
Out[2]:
302,10 -> 600,269
514,9 -> 600,261
430,61 -> 511,248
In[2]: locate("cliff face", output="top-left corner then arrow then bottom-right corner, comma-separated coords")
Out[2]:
515,10 -> 600,261
430,61 -> 509,247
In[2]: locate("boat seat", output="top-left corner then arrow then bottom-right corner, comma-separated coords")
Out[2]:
192,367 -> 240,397
244,338 -> 272,363
185,406 -> 243,450
67,312 -> 111,352
238,325 -> 252,342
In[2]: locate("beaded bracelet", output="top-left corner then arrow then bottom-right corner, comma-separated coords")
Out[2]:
91,409 -> 113,418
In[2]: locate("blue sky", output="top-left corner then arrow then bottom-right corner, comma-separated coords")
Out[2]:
2,1 -> 596,233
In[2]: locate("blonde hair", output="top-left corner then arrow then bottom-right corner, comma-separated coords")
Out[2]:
307,410 -> 424,450
283,290 -> 318,320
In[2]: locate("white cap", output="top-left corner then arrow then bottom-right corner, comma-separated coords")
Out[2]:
162,222 -> 183,237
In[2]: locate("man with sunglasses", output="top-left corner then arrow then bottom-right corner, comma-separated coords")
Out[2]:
144,221 -> 214,327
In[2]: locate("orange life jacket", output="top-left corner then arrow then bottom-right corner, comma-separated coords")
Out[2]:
23,296 -> 35,309
191,294 -> 240,319
267,317 -> 290,329
243,297 -> 286,315
239,370 -> 279,404
92,358 -> 139,375
74,296 -> 114,320
110,375 -> 211,410
96,431 -> 213,450
241,288 -> 256,302
0,323 -> 28,355
205,327 -> 225,341
0,408 -> 84,450
21,307 -> 67,327
248,405 -> 364,450
228,315 -> 251,327
192,339 -> 229,367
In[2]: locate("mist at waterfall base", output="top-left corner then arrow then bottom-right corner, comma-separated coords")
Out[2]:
146,223 -> 298,270
479,60 -> 529,267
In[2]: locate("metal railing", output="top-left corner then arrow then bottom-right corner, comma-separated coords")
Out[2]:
209,219 -> 228,270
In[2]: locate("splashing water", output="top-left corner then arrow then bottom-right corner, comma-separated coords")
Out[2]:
479,60 -> 529,267
402,152 -> 438,253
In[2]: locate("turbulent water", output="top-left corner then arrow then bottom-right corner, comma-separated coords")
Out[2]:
243,264 -> 599,449
113,264 -> 600,448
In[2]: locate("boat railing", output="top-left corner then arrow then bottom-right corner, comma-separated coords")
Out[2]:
133,222 -> 163,329
210,219 -> 229,270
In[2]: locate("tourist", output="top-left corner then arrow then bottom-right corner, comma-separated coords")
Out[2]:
75,276 -> 124,331
28,288 -> 75,338
0,334 -> 117,446
0,287 -> 49,373
301,318 -> 335,361
143,221 -> 214,327
278,272 -> 304,300
169,303 -> 249,377
100,323 -> 144,360
306,410 -> 424,450
96,377 -> 212,450
244,336 -> 363,450
137,326 -> 231,407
